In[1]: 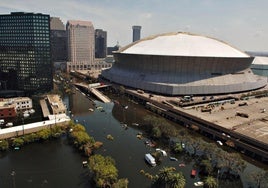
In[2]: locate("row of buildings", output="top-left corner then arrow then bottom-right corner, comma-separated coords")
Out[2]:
0,11 -> 142,96
0,97 -> 33,119
0,94 -> 67,125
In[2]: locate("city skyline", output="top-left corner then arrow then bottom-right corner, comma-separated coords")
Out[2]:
0,0 -> 267,52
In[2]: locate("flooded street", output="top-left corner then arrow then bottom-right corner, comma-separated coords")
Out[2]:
0,89 -> 264,187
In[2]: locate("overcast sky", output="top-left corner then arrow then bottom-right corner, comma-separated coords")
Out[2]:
1,0 -> 267,51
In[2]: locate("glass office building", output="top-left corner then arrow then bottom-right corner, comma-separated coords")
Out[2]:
0,12 -> 52,94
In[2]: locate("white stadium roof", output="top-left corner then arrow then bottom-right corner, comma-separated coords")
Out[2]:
121,32 -> 249,58
252,56 -> 268,65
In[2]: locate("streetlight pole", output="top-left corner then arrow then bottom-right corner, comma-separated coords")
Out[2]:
22,118 -> 24,136
217,169 -> 220,188
11,171 -> 16,188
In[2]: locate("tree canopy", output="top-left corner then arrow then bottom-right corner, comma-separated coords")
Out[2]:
0,140 -> 9,151
204,176 -> 217,188
89,154 -> 119,187
153,167 -> 186,188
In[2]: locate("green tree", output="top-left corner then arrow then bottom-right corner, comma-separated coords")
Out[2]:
200,159 -> 213,175
144,115 -> 163,128
159,123 -> 178,138
168,172 -> 186,188
186,137 -> 205,156
112,178 -> 129,188
51,126 -> 64,138
204,176 -> 217,188
153,167 -> 186,188
0,140 -> 9,151
143,115 -> 178,138
72,124 -> 86,132
152,126 -> 162,138
173,143 -> 183,153
36,129 -> 51,140
68,120 -> 76,128
89,154 -> 118,187
23,133 -> 38,143
71,131 -> 94,147
157,167 -> 173,183
12,138 -> 24,147
216,152 -> 246,178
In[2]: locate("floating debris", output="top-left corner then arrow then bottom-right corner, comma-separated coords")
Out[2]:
106,134 -> 114,140
136,134 -> 143,139
82,161 -> 88,167
169,157 -> 178,161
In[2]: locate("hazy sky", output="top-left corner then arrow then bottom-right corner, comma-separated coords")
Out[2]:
1,0 -> 267,51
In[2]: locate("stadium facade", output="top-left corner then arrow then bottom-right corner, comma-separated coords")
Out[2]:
102,32 -> 267,95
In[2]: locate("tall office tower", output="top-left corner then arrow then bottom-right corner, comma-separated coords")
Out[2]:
66,20 -> 95,71
50,17 -> 67,62
95,29 -> 107,58
132,25 -> 142,42
0,12 -> 52,94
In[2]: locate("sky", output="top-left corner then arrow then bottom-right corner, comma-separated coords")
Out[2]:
0,0 -> 267,51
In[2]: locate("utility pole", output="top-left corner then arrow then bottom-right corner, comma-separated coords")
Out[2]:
22,117 -> 24,136
217,169 -> 220,188
11,171 -> 16,188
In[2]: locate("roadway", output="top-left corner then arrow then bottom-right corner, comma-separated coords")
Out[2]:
74,82 -> 111,103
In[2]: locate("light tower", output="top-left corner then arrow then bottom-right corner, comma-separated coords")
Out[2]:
132,25 -> 142,42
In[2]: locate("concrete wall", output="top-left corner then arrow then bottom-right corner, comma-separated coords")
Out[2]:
0,119 -> 70,140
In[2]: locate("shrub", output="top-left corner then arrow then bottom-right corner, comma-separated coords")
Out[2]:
0,140 -> 9,151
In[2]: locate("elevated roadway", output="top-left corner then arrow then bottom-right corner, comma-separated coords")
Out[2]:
74,82 -> 111,103
124,88 -> 268,163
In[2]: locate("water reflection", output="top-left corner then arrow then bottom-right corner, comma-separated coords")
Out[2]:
0,139 -> 90,188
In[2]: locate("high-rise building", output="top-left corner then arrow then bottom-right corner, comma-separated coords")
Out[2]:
50,17 -> 67,62
0,12 -> 52,94
66,20 -> 95,71
95,29 -> 107,58
132,25 -> 141,42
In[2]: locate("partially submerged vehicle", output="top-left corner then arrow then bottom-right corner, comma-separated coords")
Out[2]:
145,153 -> 156,166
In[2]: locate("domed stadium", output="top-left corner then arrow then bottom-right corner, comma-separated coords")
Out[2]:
102,32 -> 267,95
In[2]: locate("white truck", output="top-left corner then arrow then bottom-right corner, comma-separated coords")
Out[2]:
145,153 -> 156,166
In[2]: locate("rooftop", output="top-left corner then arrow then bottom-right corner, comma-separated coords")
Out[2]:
252,56 -> 268,65
120,32 -> 249,58
67,20 -> 93,27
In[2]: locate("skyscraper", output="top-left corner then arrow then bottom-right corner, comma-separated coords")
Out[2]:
66,20 -> 95,71
132,25 -> 141,42
50,17 -> 67,62
0,12 -> 52,94
95,29 -> 107,58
